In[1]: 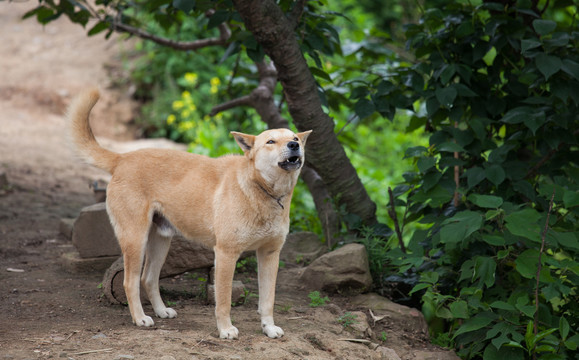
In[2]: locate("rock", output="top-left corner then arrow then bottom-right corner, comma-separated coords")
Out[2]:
412,350 -> 461,360
72,203 -> 120,258
350,293 -> 429,337
376,346 -> 401,360
340,310 -> 373,339
161,235 -> 214,277
102,235 -> 215,304
207,280 -> 247,306
300,243 -> 372,293
281,232 -> 327,266
60,251 -> 118,274
91,333 -> 107,339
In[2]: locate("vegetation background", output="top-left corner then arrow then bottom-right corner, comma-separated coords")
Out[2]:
22,0 -> 578,359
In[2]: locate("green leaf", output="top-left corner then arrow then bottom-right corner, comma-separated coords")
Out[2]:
490,301 -> 515,311
474,256 -> 496,288
468,194 -> 503,208
505,209 -> 541,243
437,142 -> 464,152
532,19 -> 557,36
535,53 -> 562,80
173,0 -> 195,13
309,67 -> 333,82
482,234 -> 505,246
560,317 -> 570,341
467,167 -> 486,189
501,106 -> 534,124
561,59 -> 579,80
554,232 -> 579,250
453,313 -> 496,339
521,39 -> 541,53
450,300 -> 469,319
485,164 -> 505,186
435,87 -> 457,108
417,157 -> 437,173
523,111 -> 546,135
563,189 -> 579,208
440,211 -> 483,244
87,21 -> 109,36
483,46 -> 497,66
404,146 -> 427,158
515,249 -> 540,278
354,98 -> 375,119
439,64 -> 456,85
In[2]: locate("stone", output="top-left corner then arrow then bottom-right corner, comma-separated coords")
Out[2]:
341,310 -> 373,339
280,232 -> 327,266
350,293 -> 429,337
72,202 -> 120,258
376,347 -> 401,360
60,251 -> 118,274
0,170 -> 8,188
207,280 -> 247,306
412,350 -> 461,360
101,235 -> 215,304
300,243 -> 372,293
161,235 -> 214,277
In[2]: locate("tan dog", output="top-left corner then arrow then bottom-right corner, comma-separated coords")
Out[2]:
67,89 -> 311,339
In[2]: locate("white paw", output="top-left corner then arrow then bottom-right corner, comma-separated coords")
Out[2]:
155,307 -> 177,319
263,324 -> 284,338
135,315 -> 155,327
219,326 -> 239,340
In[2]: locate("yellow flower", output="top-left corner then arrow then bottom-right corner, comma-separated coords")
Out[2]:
182,90 -> 191,99
181,109 -> 191,119
210,77 -> 221,86
210,85 -> 218,94
172,100 -> 184,110
166,114 -> 176,125
184,72 -> 198,85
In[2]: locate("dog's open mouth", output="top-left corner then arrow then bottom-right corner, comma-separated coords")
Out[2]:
278,156 -> 302,170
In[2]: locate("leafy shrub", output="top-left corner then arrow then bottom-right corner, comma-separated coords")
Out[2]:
308,291 -> 330,307
366,2 -> 579,359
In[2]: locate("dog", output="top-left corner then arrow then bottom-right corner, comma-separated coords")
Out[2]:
67,89 -> 311,339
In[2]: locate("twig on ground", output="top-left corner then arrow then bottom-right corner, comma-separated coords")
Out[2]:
70,348 -> 114,355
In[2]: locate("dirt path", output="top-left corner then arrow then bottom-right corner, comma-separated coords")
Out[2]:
0,4 -> 457,359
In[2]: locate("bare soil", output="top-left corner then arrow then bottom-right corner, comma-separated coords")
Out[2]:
0,4 -> 454,360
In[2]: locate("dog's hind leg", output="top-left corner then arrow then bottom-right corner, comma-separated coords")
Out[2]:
256,244 -> 284,338
141,229 -> 177,319
107,199 -> 155,327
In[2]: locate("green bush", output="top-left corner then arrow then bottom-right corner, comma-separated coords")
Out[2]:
368,2 -> 579,359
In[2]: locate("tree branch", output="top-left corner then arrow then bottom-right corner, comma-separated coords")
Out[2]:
109,10 -> 231,51
209,95 -> 252,116
288,0 -> 308,29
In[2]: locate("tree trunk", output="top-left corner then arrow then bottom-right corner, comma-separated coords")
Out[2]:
232,0 -> 377,226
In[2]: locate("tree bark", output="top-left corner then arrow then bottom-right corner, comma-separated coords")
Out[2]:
232,0 -> 377,226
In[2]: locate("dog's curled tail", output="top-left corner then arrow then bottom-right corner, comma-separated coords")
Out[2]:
67,88 -> 119,173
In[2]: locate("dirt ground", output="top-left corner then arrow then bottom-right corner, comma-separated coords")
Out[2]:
0,3 -> 457,359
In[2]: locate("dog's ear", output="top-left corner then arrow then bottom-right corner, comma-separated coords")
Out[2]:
296,130 -> 313,146
231,131 -> 255,153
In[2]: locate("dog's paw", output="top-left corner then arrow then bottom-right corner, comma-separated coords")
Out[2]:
135,315 -> 155,327
219,326 -> 239,340
263,324 -> 284,339
155,307 -> 177,319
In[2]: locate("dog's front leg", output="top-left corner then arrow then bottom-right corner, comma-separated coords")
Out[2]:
214,246 -> 240,339
256,245 -> 284,338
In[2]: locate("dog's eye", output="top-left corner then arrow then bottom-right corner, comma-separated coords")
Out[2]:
293,137 -> 299,141
266,140 -> 276,144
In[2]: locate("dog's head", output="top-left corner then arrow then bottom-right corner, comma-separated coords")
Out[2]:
231,128 -> 312,178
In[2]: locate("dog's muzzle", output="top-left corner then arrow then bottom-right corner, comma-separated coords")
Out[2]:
278,141 -> 303,171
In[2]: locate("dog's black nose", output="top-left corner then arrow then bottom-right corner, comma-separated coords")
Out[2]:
287,141 -> 300,151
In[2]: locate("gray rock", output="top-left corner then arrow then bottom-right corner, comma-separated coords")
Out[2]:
350,293 -> 429,337
376,347 -> 401,360
300,243 -> 372,293
281,232 -> 327,266
72,203 -> 120,258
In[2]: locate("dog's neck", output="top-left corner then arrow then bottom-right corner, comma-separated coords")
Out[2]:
246,165 -> 298,211
256,183 -> 286,210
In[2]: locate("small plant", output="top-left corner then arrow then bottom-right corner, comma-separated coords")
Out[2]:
276,304 -> 293,313
96,283 -> 103,289
308,291 -> 330,307
337,312 -> 358,329
166,301 -> 177,307
235,288 -> 258,306
380,331 -> 387,342
236,257 -> 258,273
